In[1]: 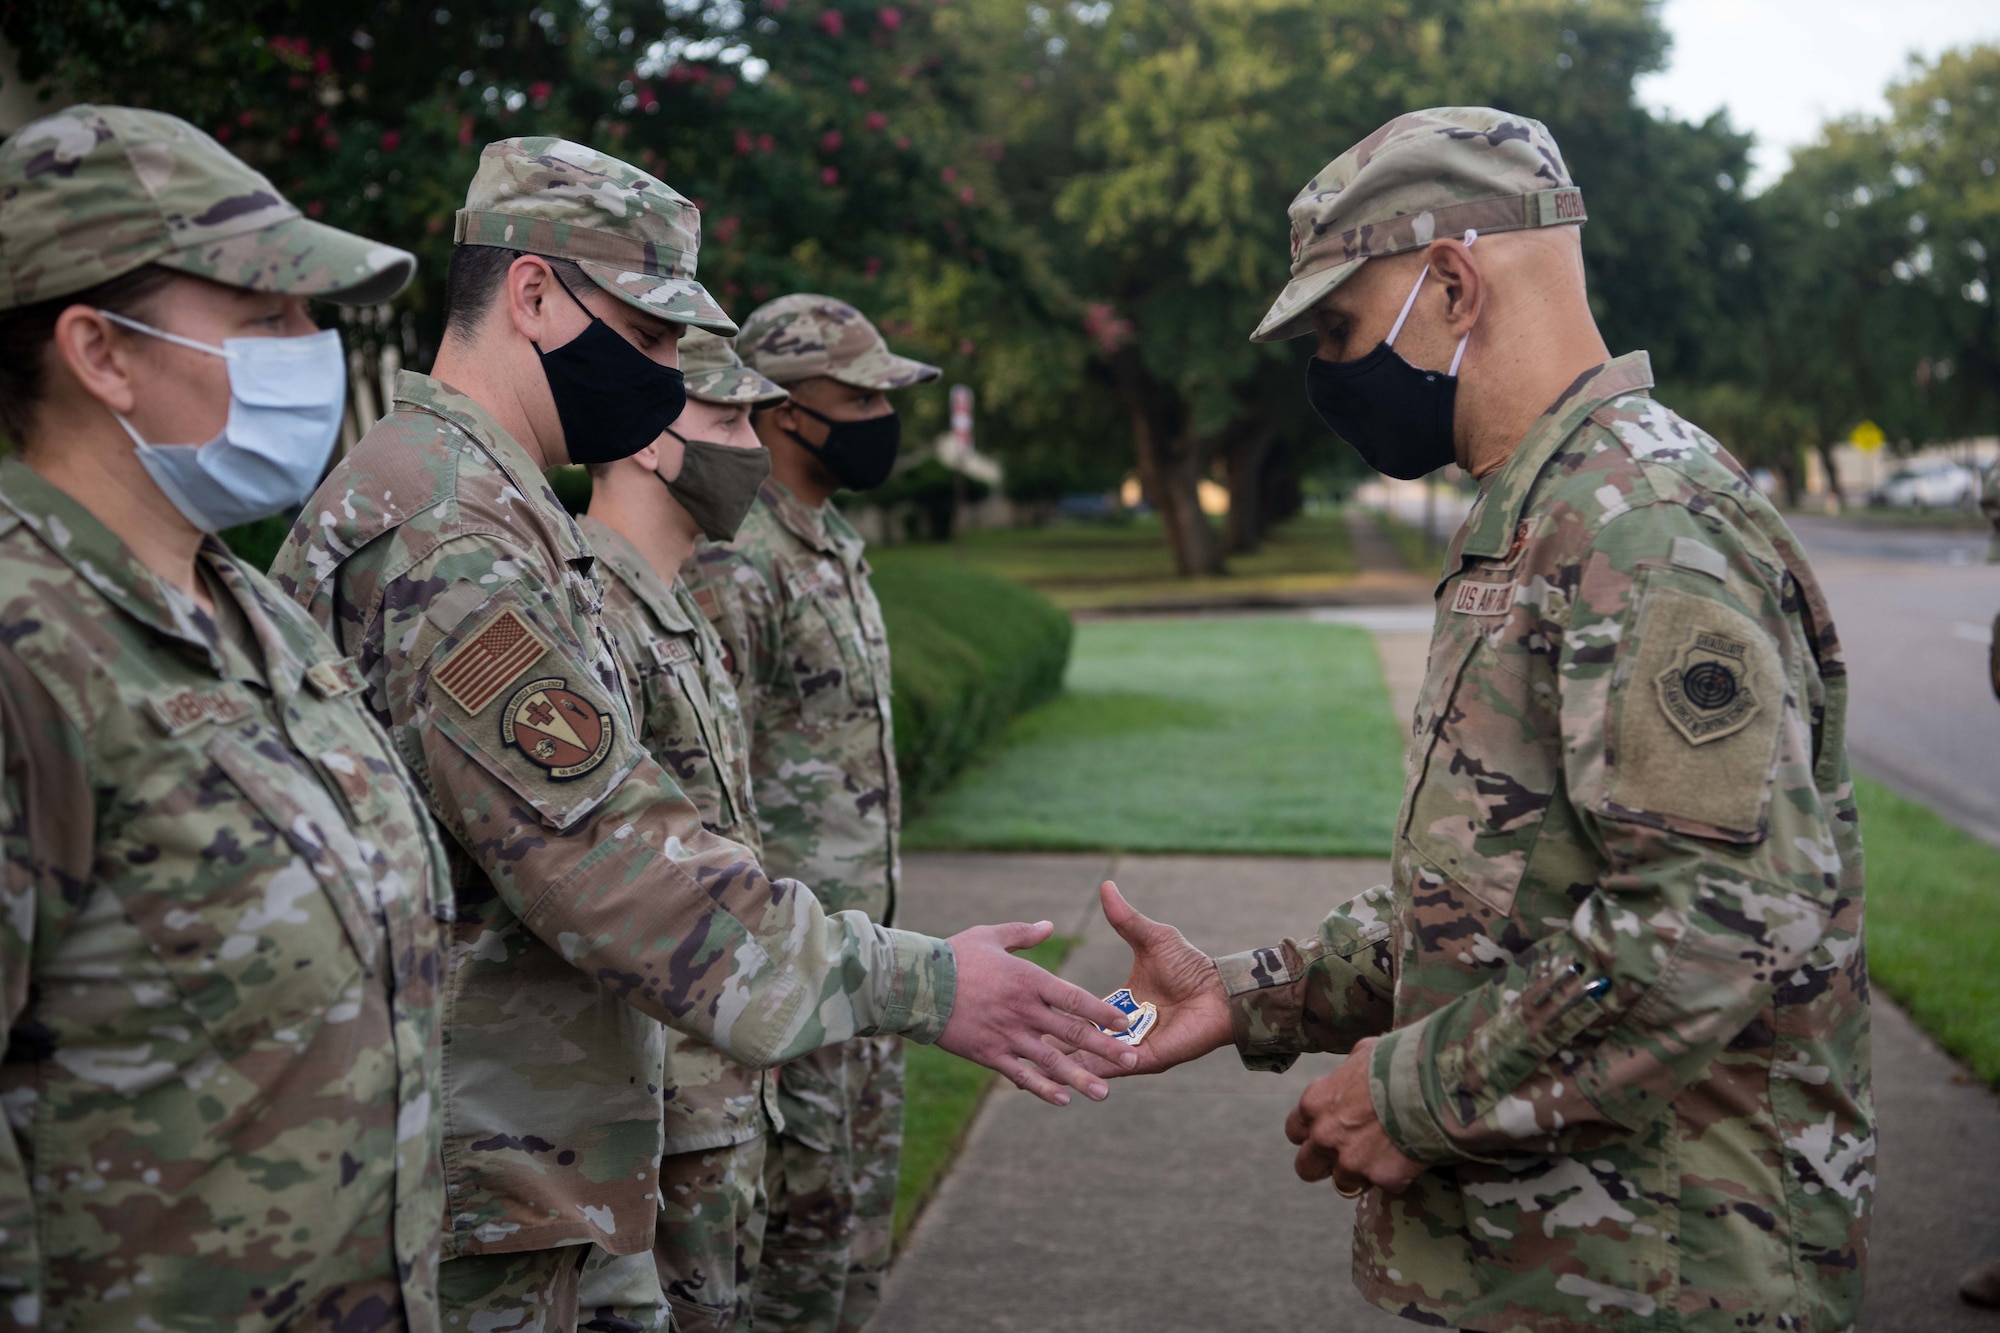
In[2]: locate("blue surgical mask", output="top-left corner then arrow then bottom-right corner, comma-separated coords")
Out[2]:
99,311 -> 347,532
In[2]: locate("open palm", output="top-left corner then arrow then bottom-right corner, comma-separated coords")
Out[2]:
1090,880 -> 1235,1077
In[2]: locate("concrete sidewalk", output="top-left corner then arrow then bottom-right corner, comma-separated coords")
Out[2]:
881,852 -> 2000,1332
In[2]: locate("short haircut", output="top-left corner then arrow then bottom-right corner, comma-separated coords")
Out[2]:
0,264 -> 179,446
443,245 -> 590,340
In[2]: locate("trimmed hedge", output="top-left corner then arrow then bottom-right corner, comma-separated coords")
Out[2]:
874,561 -> 1072,807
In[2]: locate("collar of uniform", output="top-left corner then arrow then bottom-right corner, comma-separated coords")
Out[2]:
0,455 -> 221,657
203,553 -> 314,695
391,369 -> 593,569
576,514 -> 695,634
761,478 -> 866,566
1457,351 -> 1655,563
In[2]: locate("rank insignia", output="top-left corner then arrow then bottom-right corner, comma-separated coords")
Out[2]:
501,677 -> 615,779
1655,628 -> 1760,745
1099,987 -> 1159,1046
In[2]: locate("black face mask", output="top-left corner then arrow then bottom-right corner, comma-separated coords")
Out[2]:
1305,348 -> 1459,481
1303,232 -> 1478,481
786,401 -> 901,491
661,427 -> 770,541
534,274 -> 686,466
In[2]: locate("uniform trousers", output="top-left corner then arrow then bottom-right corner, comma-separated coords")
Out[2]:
654,1135 -> 771,1331
753,1034 -> 906,1333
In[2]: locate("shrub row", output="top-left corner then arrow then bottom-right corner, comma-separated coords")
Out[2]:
873,560 -> 1072,807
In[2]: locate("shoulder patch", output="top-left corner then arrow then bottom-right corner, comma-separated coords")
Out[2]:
433,608 -> 549,715
501,678 -> 615,780
1655,630 -> 1758,744
691,586 -> 723,622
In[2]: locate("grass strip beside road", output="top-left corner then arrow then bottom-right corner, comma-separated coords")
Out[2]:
905,616 -> 1405,856
895,934 -> 1078,1243
1857,776 -> 2000,1085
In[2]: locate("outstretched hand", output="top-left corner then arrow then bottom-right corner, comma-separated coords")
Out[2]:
936,919 -> 1138,1107
1085,881 -> 1234,1078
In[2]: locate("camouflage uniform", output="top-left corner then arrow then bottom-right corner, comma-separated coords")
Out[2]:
0,107 -> 444,1331
685,296 -> 938,1333
577,514 -> 780,1329
582,330 -> 791,1333
269,143 -> 956,1330
1223,110 -> 1871,1332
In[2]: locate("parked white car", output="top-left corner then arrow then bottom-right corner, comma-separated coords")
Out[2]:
1870,459 -> 1981,509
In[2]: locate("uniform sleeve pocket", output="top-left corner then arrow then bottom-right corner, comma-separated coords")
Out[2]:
1602,575 -> 1786,842
1437,959 -> 1611,1126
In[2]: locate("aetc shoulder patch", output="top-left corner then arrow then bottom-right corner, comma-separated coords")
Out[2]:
502,678 -> 615,780
1656,630 -> 1759,744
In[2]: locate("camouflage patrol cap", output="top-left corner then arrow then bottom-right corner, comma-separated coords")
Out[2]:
0,104 -> 414,312
736,294 -> 940,390
1250,107 -> 1586,343
455,137 -> 737,336
680,327 -> 788,406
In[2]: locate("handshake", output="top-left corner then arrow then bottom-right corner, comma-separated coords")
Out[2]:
943,880 -> 1423,1197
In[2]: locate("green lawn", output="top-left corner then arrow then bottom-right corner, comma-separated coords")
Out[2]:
868,511 -> 1361,611
895,934 -> 1076,1242
1856,776 -> 2000,1085
905,615 -> 1406,856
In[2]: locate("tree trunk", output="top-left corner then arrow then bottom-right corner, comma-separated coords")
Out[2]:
1223,419 -> 1278,555
1814,437 -> 1847,509
1112,350 -> 1223,576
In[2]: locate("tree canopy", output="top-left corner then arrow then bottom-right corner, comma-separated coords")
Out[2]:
4,1 -> 1995,565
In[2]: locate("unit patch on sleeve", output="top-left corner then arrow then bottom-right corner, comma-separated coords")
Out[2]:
501,678 -> 615,780
432,607 -> 550,715
1656,629 -> 1760,745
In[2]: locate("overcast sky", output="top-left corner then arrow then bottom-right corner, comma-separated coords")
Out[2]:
1636,0 -> 2000,187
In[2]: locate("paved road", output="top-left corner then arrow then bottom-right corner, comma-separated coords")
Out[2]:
1787,517 -> 2000,846
881,852 -> 2000,1332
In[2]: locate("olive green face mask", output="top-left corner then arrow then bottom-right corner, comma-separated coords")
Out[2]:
661,427 -> 771,540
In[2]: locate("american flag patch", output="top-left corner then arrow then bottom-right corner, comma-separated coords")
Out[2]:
432,608 -> 549,716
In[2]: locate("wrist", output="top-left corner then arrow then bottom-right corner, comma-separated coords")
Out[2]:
1367,1020 -> 1457,1165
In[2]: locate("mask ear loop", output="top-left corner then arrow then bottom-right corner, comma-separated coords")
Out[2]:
1448,230 -> 1480,375
97,309 -> 230,359
1384,229 -> 1480,375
